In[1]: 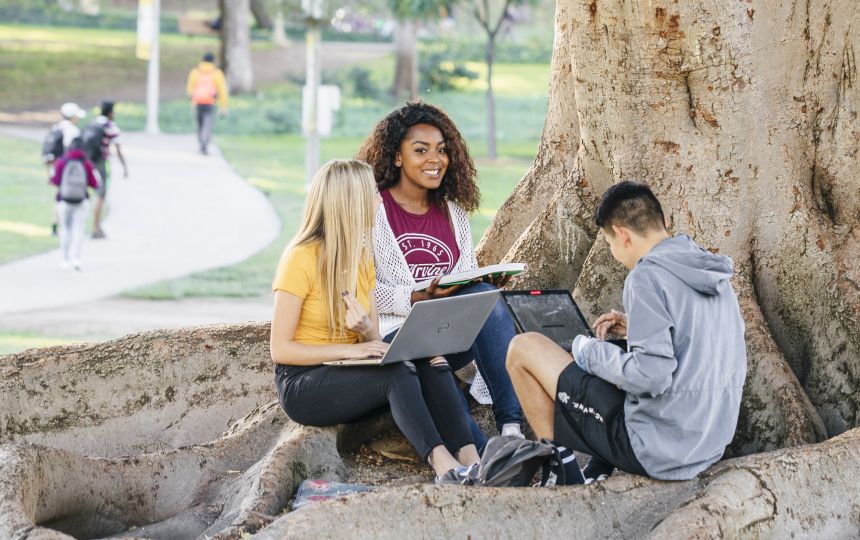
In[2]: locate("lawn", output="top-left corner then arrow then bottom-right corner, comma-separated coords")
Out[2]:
0,134 -> 57,265
0,21 -> 550,300
0,23 -> 220,111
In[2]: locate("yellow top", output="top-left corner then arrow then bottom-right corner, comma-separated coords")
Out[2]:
272,242 -> 375,345
186,61 -> 229,109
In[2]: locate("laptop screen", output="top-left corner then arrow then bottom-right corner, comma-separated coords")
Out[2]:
502,290 -> 594,352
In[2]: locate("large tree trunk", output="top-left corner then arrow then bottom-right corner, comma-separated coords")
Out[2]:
479,0 -> 859,453
220,0 -> 254,94
392,20 -> 419,101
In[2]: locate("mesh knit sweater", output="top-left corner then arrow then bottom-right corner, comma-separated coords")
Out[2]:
373,199 -> 479,336
373,199 -> 491,403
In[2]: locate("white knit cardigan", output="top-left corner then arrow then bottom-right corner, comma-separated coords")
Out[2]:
373,199 -> 479,336
373,200 -> 492,404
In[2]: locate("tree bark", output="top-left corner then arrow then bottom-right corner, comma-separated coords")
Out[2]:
392,20 -> 419,101
250,0 -> 274,30
478,0 -> 859,452
255,428 -> 860,539
220,0 -> 254,94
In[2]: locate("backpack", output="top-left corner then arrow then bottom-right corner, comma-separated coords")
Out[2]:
81,121 -> 107,163
191,71 -> 217,105
41,126 -> 64,163
474,435 -> 564,487
59,158 -> 88,203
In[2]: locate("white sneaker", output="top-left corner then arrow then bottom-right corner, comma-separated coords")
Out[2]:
501,423 -> 524,438
584,474 -> 609,485
59,260 -> 71,270
71,259 -> 82,271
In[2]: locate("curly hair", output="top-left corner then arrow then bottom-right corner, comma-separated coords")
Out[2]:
356,101 -> 480,213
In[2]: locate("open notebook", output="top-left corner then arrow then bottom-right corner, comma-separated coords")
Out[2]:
413,263 -> 527,291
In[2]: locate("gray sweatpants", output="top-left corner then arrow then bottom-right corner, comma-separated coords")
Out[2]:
196,104 -> 216,153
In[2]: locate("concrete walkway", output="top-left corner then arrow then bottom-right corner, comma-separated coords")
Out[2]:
0,127 -> 280,317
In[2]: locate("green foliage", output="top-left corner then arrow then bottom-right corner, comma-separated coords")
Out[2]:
0,4 -> 180,33
324,66 -> 384,100
420,52 -> 479,92
387,0 -> 446,20
420,35 -> 552,64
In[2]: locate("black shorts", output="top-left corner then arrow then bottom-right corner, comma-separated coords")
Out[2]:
553,362 -> 647,476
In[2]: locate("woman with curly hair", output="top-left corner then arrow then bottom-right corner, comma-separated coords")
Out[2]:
357,101 -> 524,448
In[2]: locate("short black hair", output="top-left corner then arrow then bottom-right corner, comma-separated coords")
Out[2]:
202,52 -> 215,62
100,100 -> 114,116
68,136 -> 84,151
595,181 -> 666,234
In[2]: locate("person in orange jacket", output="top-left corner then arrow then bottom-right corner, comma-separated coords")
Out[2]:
186,52 -> 229,155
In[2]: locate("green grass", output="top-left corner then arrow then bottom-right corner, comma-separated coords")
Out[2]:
0,332 -> 81,356
0,134 -> 57,264
0,23 -> 220,110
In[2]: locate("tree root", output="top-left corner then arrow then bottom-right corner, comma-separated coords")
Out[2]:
254,428 -> 860,539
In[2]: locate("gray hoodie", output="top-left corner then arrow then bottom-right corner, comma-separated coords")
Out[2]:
577,235 -> 746,480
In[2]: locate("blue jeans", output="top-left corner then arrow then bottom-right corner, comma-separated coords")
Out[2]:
386,281 -> 524,452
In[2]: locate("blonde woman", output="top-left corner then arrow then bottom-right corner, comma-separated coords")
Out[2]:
270,159 -> 480,484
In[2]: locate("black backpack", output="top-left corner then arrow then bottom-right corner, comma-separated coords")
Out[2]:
41,126 -> 64,163
474,435 -> 564,487
81,121 -> 106,163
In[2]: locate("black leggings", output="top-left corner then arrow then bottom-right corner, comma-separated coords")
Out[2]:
275,360 -> 474,461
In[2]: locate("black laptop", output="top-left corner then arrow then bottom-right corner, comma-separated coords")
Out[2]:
501,289 -> 595,352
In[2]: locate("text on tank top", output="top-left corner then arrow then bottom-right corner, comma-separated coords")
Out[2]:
381,189 -> 461,281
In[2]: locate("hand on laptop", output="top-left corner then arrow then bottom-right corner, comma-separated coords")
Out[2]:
343,340 -> 390,359
593,309 -> 628,339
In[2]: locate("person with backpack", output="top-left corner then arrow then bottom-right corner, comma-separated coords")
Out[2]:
82,100 -> 128,239
186,52 -> 229,155
50,137 -> 100,270
43,102 -> 87,236
506,182 -> 746,485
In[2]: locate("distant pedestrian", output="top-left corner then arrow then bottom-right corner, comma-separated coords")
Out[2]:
82,100 -> 128,239
186,52 -> 229,155
50,137 -> 100,270
43,102 -> 87,237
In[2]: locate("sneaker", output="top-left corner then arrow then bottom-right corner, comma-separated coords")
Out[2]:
92,229 -> 106,239
501,423 -> 524,438
584,474 -> 610,485
71,259 -> 82,271
435,465 -> 475,486
582,457 -> 615,483
59,260 -> 71,270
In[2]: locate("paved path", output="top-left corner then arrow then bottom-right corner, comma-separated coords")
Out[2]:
0,127 -> 280,317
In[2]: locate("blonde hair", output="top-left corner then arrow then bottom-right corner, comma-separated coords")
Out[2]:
283,159 -> 377,339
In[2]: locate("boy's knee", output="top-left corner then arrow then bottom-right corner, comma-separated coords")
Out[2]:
506,332 -> 543,371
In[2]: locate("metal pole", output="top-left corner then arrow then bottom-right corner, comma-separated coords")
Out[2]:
145,0 -> 161,134
304,20 -> 322,190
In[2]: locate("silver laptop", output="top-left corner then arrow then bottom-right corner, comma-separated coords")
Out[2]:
325,289 -> 500,366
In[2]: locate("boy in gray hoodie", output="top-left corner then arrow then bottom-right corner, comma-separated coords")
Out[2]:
506,181 -> 746,483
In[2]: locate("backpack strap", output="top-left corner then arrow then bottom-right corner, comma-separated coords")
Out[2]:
539,439 -> 566,487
